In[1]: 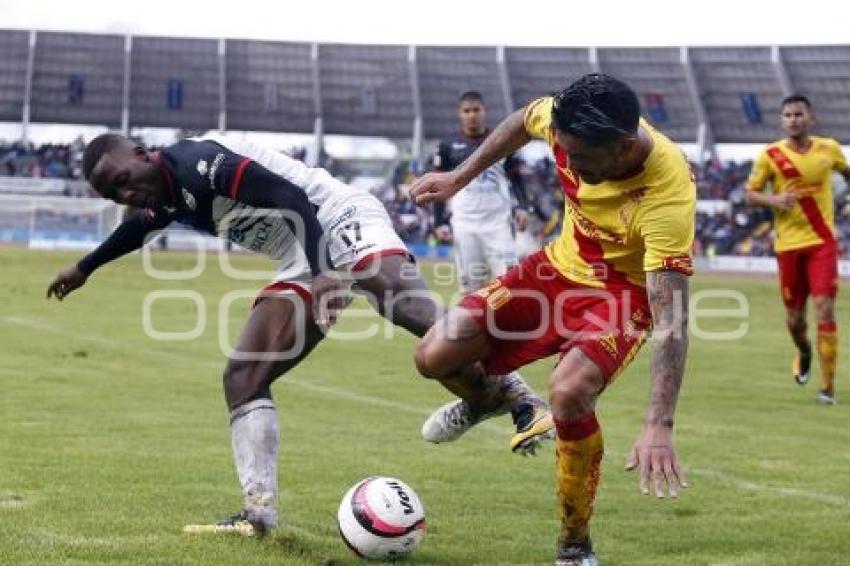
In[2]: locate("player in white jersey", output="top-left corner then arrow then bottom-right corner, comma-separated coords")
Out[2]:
432,91 -> 530,292
46,133 -> 554,537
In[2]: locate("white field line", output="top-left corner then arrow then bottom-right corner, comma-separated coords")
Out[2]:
4,315 -> 849,509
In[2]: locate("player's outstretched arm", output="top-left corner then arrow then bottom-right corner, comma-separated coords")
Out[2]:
410,108 -> 531,206
46,264 -> 88,301
626,269 -> 689,498
46,209 -> 170,301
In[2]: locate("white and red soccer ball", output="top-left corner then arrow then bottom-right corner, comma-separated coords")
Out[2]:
337,476 -> 426,561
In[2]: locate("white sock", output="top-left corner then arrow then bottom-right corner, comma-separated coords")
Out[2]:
230,398 -> 279,529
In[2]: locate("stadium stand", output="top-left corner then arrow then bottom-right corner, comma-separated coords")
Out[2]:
2,29 -> 850,262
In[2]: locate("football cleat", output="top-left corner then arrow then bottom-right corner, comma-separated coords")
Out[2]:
793,345 -> 812,386
421,399 -> 508,443
510,402 -> 556,456
555,538 -> 598,566
182,510 -> 268,537
817,389 -> 836,405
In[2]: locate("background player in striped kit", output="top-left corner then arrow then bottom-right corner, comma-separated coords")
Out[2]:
746,95 -> 850,404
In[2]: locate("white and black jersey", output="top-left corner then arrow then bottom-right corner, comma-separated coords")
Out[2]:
77,136 -> 408,285
432,131 -> 527,227
78,135 -> 353,277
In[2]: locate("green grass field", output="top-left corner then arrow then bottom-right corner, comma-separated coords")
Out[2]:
2,247 -> 849,565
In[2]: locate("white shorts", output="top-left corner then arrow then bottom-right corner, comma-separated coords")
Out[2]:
258,191 -> 409,303
451,218 -> 518,293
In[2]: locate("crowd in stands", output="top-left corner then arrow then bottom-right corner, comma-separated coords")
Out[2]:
692,158 -> 850,258
378,156 -> 850,259
1,140 -> 84,179
4,140 -> 850,259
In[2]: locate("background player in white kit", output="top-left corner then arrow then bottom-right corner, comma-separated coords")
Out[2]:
431,91 -> 531,292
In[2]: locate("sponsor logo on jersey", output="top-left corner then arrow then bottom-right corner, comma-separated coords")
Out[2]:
182,188 -> 197,211
328,206 -> 357,231
208,153 -> 226,189
568,206 -> 625,245
786,178 -> 821,197
661,255 -> 694,276
196,159 -> 208,176
597,331 -> 618,358
452,142 -> 467,150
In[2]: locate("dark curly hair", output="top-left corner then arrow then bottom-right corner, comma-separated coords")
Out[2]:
552,73 -> 641,147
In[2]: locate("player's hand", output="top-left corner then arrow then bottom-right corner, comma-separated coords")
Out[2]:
772,192 -> 797,212
514,208 -> 530,232
625,424 -> 687,498
46,265 -> 88,301
410,172 -> 463,206
311,271 -> 347,331
433,224 -> 452,243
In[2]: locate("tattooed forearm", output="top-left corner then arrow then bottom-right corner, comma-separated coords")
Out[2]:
645,269 -> 689,428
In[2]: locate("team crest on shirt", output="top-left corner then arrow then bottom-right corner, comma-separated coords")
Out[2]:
628,187 -> 647,203
631,308 -> 652,327
196,159 -> 208,176
182,188 -> 197,211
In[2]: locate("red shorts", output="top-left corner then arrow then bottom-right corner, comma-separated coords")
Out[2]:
776,240 -> 838,310
458,250 -> 652,380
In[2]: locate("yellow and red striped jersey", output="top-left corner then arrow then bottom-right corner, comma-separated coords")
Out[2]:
747,137 -> 847,253
523,96 -> 696,290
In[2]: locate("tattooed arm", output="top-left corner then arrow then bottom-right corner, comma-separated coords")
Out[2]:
625,269 -> 689,498
646,270 -> 689,426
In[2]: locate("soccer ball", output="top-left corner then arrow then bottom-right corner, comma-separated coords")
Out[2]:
337,476 -> 426,561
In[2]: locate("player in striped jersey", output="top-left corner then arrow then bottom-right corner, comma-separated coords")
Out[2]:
412,74 -> 694,565
746,95 -> 850,405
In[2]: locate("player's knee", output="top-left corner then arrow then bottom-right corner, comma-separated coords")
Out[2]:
391,295 -> 438,338
549,369 -> 602,418
223,359 -> 271,408
414,336 -> 450,380
813,299 -> 835,323
786,312 -> 806,332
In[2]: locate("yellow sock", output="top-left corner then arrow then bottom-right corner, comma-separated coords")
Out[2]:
817,323 -> 838,394
554,413 -> 604,543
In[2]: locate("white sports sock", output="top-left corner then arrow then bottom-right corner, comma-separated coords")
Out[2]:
230,398 -> 279,529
